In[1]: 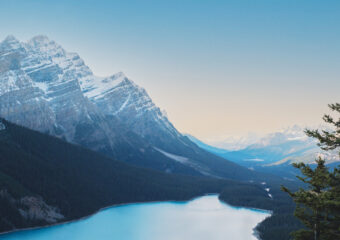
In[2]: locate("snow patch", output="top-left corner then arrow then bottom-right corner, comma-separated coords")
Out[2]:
81,73 -> 126,99
154,147 -> 189,164
264,187 -> 273,199
287,136 -> 308,141
113,93 -> 131,115
34,81 -> 49,93
244,158 -> 264,162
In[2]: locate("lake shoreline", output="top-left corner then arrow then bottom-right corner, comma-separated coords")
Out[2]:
0,193 -> 217,236
0,193 -> 271,240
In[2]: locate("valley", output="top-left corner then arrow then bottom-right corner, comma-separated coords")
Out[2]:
0,35 -> 335,240
188,126 -> 339,179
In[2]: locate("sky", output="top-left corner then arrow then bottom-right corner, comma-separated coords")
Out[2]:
0,0 -> 339,140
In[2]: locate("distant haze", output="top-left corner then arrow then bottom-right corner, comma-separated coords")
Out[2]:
1,0 -> 339,140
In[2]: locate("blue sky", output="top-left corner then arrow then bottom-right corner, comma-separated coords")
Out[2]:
1,0 -> 339,139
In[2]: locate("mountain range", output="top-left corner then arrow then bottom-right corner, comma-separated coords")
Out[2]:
0,35 -> 304,240
188,125 -> 339,179
0,35 -> 269,182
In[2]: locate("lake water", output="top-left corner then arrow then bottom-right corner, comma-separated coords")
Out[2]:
0,195 -> 270,240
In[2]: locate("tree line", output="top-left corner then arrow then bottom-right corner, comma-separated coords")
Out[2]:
282,103 -> 340,240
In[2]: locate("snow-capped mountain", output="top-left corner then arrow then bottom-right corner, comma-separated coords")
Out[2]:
0,35 -> 119,153
248,125 -> 309,149
205,133 -> 261,151
204,125 -> 310,151
189,125 -> 339,178
81,71 -> 181,145
0,35 -> 260,181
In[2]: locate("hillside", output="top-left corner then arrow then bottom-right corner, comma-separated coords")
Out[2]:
0,35 -> 269,182
0,119 -> 272,233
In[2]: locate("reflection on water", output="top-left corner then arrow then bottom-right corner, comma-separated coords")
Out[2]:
0,195 -> 270,240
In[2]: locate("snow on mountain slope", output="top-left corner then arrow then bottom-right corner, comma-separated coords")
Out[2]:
205,133 -> 261,151
81,71 -> 181,142
81,73 -> 126,100
154,147 -> 189,164
248,125 -> 309,149
0,35 -> 103,142
187,126 -> 339,179
154,147 -> 218,176
0,35 -> 174,144
269,149 -> 340,166
0,35 -> 261,181
190,125 -> 339,167
0,35 -> 202,175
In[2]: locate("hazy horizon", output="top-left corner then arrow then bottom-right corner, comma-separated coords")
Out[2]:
1,0 -> 339,140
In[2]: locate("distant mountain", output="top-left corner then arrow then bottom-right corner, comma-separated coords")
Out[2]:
0,35 -> 264,181
189,126 -> 339,178
0,119 -> 272,233
227,126 -> 316,164
205,133 -> 261,151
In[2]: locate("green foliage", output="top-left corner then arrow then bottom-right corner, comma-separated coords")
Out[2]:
326,165 -> 340,238
282,103 -> 340,240
219,177 -> 304,240
282,159 -> 336,240
305,103 -> 340,155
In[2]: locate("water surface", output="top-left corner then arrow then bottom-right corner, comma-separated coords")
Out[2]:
0,195 -> 270,240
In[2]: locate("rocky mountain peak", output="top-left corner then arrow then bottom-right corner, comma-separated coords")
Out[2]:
28,35 -> 51,45
1,35 -> 20,45
26,35 -> 67,61
0,34 -> 258,180
0,34 -> 180,146
0,35 -> 24,53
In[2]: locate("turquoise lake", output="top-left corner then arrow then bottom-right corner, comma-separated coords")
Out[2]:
0,195 -> 270,240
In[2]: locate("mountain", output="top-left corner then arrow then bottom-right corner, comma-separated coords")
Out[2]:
0,35 -> 264,181
186,134 -> 230,155
204,133 -> 261,151
189,126 -> 339,178
0,36 -> 304,240
0,119 -> 273,233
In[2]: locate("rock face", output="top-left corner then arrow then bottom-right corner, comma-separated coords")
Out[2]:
0,35 -> 257,181
0,189 -> 64,224
19,196 -> 64,223
82,73 -> 179,143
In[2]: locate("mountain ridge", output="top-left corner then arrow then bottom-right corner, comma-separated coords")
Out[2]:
188,126 -> 339,178
0,35 -> 266,181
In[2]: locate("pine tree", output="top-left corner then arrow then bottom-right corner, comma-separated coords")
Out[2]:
282,103 -> 340,240
325,163 -> 340,238
306,103 -> 340,238
305,103 -> 340,156
282,158 -> 331,240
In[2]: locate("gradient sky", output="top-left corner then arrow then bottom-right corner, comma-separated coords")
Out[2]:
1,0 -> 339,140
